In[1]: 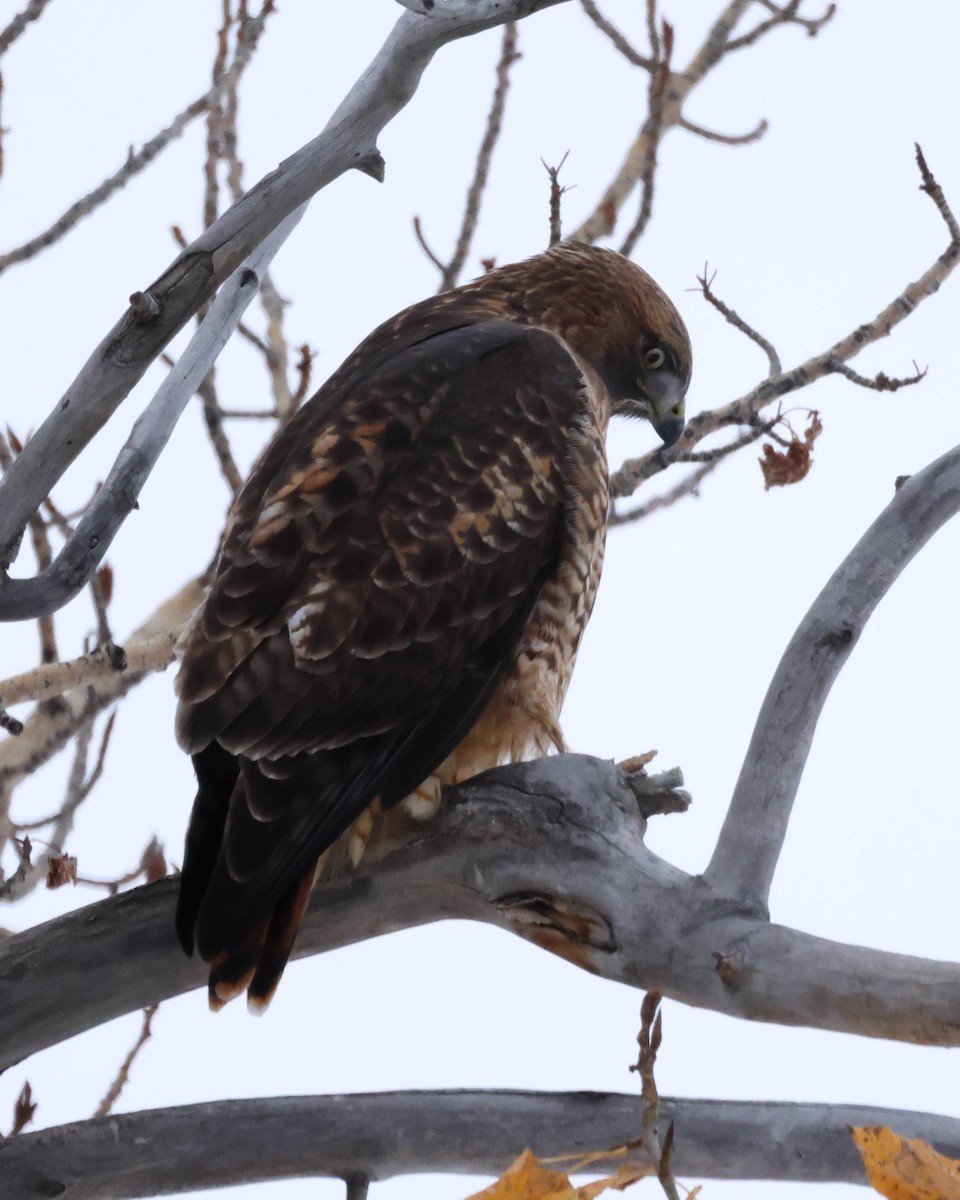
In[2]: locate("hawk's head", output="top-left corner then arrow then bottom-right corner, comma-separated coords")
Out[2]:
484,242 -> 692,447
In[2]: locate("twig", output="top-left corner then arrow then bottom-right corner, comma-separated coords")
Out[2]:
92,1006 -> 158,1119
726,0 -> 836,53
0,635 -> 176,709
0,204 -> 307,619
579,0 -> 654,69
75,835 -> 168,897
677,114 -> 767,144
610,149 -> 960,501
915,142 -> 960,244
698,266 -> 781,375
609,461 -> 716,528
629,992 -> 682,1199
198,371 -> 244,496
829,359 -> 926,392
290,343 -> 316,412
15,711 -> 116,831
0,2 -> 275,275
543,151 -> 570,247
572,0 -> 754,243
0,0 -> 54,58
415,21 -> 520,291
619,13 -> 673,255
412,214 -> 446,272
0,1 -> 541,565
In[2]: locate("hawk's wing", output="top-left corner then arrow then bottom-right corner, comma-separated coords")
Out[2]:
175,320 -> 590,966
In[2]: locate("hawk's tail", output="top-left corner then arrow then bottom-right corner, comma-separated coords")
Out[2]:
207,863 -> 316,1013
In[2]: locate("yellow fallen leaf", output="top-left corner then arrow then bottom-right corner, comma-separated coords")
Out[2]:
851,1125 -> 960,1199
466,1149 -> 573,1200
466,1150 -> 648,1200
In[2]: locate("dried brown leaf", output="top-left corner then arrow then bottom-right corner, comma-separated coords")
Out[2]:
140,836 -> 168,884
46,852 -> 78,889
10,1081 -> 36,1135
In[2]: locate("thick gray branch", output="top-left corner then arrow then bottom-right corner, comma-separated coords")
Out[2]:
0,0 -> 567,574
705,443 -> 960,905
3,755 -> 960,1072
0,206 -> 304,620
4,1089 -> 960,1198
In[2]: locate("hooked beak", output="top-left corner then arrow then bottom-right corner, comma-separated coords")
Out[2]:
644,371 -> 686,447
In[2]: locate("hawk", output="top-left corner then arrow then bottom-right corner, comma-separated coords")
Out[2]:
175,243 -> 691,1010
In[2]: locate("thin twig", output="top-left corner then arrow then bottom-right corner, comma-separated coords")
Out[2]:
698,266 -> 782,375
610,462 -> 716,528
611,149 -> 960,501
678,114 -> 767,144
916,142 -> 960,243
619,14 -> 673,255
572,0 -> 755,243
0,0 -> 54,58
92,1006 -> 158,1119
0,1 -> 274,275
631,993 -> 682,1200
829,359 -> 927,392
15,711 -> 116,831
417,21 -> 520,292
579,0 -> 654,69
725,0 -> 836,54
290,343 -> 316,412
543,152 -> 570,247
198,371 -> 244,496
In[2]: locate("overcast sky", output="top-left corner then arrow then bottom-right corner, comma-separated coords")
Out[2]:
1,2 -> 959,1198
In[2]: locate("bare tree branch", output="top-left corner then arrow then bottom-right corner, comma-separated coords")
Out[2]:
725,0 -> 836,54
93,1006 -> 158,1119
579,0 -> 654,69
0,0 -> 570,575
3,1089 -> 960,1197
0,2 -> 275,276
697,266 -> 781,375
610,148 -> 960,501
677,113 -> 767,144
0,204 -> 306,620
0,637 -> 176,712
4,443 -> 959,1063
705,441 -> 960,904
572,0 -> 752,244
0,0 -> 55,59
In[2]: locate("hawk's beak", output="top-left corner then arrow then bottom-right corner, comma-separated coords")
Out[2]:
646,372 -> 686,447
652,407 -> 684,448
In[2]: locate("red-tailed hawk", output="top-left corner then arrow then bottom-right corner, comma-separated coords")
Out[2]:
175,243 -> 691,1010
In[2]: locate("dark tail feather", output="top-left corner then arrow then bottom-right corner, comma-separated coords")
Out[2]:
176,743 -> 239,956
247,863 -> 317,1013
208,912 -> 272,1012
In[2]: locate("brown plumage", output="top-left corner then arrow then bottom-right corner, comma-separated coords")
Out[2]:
175,243 -> 692,1010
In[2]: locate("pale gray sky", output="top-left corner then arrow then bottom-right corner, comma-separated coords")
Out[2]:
1,3 -> 958,1198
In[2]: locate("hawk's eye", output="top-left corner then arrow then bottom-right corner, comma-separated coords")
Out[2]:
643,347 -> 666,370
